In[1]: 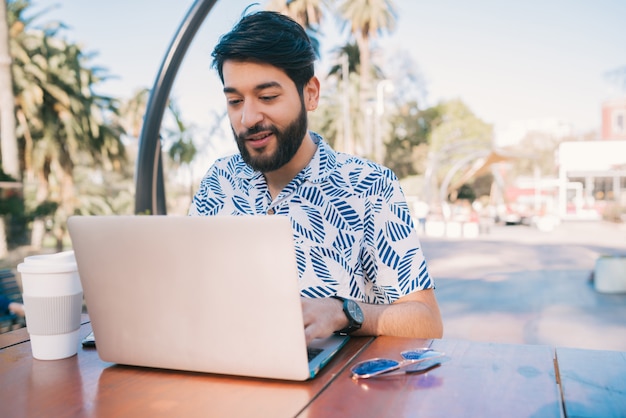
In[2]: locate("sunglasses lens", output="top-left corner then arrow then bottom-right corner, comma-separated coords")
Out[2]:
352,358 -> 399,377
401,349 -> 441,360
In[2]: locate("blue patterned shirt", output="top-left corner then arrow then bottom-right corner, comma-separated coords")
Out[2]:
189,133 -> 433,303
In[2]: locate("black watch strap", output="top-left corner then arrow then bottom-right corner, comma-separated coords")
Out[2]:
331,295 -> 364,335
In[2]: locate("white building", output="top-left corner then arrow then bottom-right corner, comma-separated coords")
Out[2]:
558,140 -> 626,219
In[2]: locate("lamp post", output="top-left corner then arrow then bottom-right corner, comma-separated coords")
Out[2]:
342,54 -> 353,154
374,80 -> 394,164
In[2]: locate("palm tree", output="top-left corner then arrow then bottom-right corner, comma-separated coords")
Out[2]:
335,0 -> 397,99
326,41 -> 361,80
43,45 -> 125,249
332,1 -> 397,162
0,0 -> 19,258
0,0 -> 19,180
119,88 -> 150,139
316,41 -> 362,153
266,0 -> 328,31
9,1 -> 126,249
165,99 -> 197,201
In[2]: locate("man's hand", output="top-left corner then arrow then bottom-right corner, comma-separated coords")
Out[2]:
8,302 -> 25,317
301,297 -> 347,345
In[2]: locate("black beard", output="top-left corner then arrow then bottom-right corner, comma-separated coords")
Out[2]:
234,102 -> 308,173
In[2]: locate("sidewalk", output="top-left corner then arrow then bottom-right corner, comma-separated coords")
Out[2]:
422,220 -> 626,352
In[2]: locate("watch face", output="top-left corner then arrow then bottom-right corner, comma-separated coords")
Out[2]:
346,300 -> 364,324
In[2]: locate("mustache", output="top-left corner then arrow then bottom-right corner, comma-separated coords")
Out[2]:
237,124 -> 276,139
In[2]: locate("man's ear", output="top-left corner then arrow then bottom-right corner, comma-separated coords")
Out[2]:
304,76 -> 320,111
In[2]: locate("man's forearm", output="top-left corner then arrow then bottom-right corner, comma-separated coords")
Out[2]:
354,290 -> 443,339
301,289 -> 443,344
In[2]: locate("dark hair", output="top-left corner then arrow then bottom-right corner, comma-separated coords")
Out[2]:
212,10 -> 318,92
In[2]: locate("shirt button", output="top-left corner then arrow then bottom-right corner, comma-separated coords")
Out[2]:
267,208 -> 275,215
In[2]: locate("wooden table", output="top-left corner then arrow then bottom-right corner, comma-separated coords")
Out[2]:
302,337 -> 563,418
556,347 -> 626,417
0,322 -> 372,418
1,322 -> 625,418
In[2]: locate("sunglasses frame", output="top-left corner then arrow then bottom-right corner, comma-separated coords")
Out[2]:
350,348 -> 445,379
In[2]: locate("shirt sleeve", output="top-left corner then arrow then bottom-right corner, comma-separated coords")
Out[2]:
188,164 -> 228,216
362,174 -> 433,303
0,295 -> 11,313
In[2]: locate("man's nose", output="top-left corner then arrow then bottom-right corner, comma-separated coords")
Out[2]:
241,101 -> 263,129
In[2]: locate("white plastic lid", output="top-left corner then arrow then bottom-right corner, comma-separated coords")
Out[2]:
17,250 -> 77,274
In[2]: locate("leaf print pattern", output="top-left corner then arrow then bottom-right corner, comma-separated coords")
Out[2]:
188,133 -> 433,303
233,195 -> 253,214
291,205 -> 325,244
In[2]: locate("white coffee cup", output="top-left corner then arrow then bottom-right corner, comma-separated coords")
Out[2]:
17,251 -> 83,360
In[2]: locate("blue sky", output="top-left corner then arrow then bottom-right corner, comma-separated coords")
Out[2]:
29,0 -> 626,149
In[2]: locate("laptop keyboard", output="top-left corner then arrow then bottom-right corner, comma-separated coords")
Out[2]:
307,347 -> 323,362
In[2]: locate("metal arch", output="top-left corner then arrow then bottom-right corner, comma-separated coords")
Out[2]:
134,0 -> 219,215
438,149 -> 491,206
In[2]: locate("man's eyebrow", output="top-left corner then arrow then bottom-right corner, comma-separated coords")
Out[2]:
223,81 -> 283,94
255,81 -> 282,91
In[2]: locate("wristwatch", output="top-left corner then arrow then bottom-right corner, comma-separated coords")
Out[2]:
331,296 -> 364,335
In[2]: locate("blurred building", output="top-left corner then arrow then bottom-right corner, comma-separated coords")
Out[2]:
557,97 -> 626,220
493,98 -> 626,222
601,97 -> 626,140
558,140 -> 626,219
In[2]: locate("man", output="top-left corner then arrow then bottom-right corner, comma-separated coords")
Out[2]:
189,10 -> 443,344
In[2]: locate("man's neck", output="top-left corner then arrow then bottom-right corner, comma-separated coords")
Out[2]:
264,133 -> 317,200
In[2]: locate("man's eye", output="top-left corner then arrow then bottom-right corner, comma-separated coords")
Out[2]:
227,98 -> 242,106
260,95 -> 278,102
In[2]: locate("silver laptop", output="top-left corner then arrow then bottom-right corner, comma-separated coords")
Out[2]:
67,215 -> 349,381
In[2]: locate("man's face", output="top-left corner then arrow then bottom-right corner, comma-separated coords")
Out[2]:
222,61 -> 310,173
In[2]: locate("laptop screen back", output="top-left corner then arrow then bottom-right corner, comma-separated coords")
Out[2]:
68,215 -> 315,380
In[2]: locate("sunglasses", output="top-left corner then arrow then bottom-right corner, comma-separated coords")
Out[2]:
350,347 -> 445,379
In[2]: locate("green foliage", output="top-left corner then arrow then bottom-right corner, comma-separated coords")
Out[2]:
425,99 -> 494,201
6,0 -> 130,248
0,192 -> 23,217
0,169 -> 17,183
456,183 -> 476,202
429,99 -> 492,157
31,200 -> 57,218
0,204 -> 29,247
0,170 -> 22,217
310,42 -> 362,152
165,100 -> 197,167
385,101 -> 441,178
309,84 -> 343,149
327,42 -> 361,79
0,170 -> 28,246
168,139 -> 197,167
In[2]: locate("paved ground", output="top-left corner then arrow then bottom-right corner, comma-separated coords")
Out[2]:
421,220 -> 626,352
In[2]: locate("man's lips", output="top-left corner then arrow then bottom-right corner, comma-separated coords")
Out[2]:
245,131 -> 273,149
